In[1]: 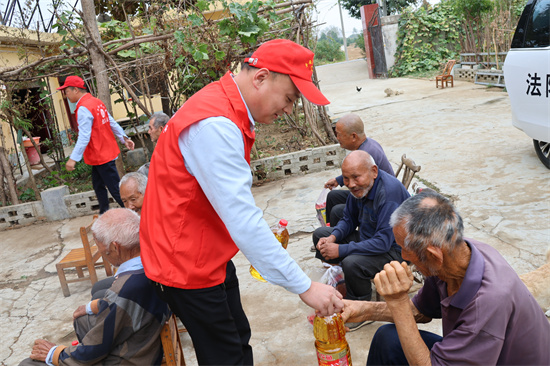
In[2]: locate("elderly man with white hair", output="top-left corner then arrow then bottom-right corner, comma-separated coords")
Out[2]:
119,172 -> 147,215
19,208 -> 170,366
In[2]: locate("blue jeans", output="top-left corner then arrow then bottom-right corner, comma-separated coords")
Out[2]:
367,324 -> 442,365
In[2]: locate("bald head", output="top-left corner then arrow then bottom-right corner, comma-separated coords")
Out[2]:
341,150 -> 378,199
335,114 -> 367,150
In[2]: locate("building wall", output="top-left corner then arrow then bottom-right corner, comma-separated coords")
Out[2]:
381,14 -> 400,70
0,26 -> 165,157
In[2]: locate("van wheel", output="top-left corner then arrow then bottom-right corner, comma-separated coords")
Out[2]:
533,140 -> 550,169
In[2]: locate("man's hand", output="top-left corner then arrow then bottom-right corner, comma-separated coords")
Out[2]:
341,299 -> 371,323
124,137 -> 135,150
324,178 -> 338,190
374,261 -> 413,303
73,305 -> 87,320
318,242 -> 340,260
65,159 -> 76,172
299,281 -> 344,317
30,339 -> 56,362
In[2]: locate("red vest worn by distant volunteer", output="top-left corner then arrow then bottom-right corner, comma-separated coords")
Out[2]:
140,72 -> 255,289
75,93 -> 120,165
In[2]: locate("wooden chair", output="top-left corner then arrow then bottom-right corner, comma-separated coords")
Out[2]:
161,314 -> 186,366
56,215 -> 113,297
395,154 -> 421,190
435,60 -> 456,88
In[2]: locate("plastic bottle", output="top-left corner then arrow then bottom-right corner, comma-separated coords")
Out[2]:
313,313 -> 352,366
250,219 -> 289,282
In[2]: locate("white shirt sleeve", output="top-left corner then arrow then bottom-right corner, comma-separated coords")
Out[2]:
108,114 -> 128,143
69,106 -> 93,162
178,117 -> 312,294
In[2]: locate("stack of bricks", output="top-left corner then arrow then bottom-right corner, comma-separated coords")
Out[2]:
456,68 -> 476,81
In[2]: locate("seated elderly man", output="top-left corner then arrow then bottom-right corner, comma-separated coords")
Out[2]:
313,150 -> 410,329
342,191 -> 550,365
322,113 -> 394,228
147,112 -> 170,143
19,208 -> 170,366
119,172 -> 147,214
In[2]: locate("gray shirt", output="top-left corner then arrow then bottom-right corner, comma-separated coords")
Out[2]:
413,239 -> 550,365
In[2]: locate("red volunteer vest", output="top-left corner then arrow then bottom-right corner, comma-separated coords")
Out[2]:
140,72 -> 256,289
75,93 -> 120,165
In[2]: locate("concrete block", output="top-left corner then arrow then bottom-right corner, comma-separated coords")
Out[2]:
0,201 -> 44,229
251,144 -> 346,183
126,148 -> 146,167
40,185 -> 71,221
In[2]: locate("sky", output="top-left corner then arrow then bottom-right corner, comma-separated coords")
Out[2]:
314,0 -> 441,37
314,0 -> 364,36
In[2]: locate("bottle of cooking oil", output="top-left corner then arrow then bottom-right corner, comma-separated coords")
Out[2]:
250,219 -> 289,282
314,313 -> 352,366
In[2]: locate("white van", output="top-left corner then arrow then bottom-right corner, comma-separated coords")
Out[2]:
503,0 -> 550,169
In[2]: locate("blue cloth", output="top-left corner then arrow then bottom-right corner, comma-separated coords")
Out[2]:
367,324 -> 442,365
331,170 -> 410,257
335,137 -> 394,186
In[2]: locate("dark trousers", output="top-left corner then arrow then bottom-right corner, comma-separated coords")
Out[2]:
153,261 -> 253,366
92,160 -> 124,214
312,226 -> 403,301
367,324 -> 442,365
326,189 -> 349,227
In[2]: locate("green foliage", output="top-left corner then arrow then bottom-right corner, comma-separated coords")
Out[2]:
354,33 -> 365,52
315,27 -> 345,63
341,0 -> 419,19
390,3 -> 461,77
448,0 -> 494,20
18,188 -> 36,202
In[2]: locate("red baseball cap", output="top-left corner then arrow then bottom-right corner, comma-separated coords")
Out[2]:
244,39 -> 330,106
57,75 -> 85,90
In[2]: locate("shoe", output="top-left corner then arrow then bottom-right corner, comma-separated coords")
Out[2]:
346,320 -> 374,332
310,245 -> 317,252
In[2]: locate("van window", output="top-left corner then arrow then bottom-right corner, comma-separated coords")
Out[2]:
524,0 -> 550,48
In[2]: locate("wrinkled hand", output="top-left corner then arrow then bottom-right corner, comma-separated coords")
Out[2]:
65,159 -> 76,172
30,339 -> 56,362
124,138 -> 135,150
341,299 -> 371,323
324,178 -> 339,190
299,281 -> 344,317
73,305 -> 86,320
318,242 -> 339,260
374,261 -> 413,303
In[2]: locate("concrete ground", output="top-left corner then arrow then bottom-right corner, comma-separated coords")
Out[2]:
2,59 -> 549,366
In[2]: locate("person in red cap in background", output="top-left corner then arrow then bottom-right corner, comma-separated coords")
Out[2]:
57,76 -> 134,214
140,39 -> 343,365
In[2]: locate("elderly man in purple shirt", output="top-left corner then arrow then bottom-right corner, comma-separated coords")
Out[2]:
342,191 -> 550,365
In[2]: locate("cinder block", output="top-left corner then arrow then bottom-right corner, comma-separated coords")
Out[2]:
40,185 -> 71,221
251,144 -> 345,182
0,201 -> 44,228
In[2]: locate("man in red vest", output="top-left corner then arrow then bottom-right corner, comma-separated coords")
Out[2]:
140,39 -> 344,365
57,76 -> 135,214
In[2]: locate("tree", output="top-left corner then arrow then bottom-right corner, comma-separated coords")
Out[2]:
315,26 -> 345,63
341,0 -> 419,19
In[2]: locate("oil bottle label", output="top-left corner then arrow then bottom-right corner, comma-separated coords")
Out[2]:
316,349 -> 350,366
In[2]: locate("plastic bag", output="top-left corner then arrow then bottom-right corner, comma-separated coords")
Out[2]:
319,263 -> 344,288
315,188 -> 330,226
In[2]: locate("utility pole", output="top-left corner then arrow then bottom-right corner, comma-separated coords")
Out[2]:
338,0 -> 349,61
